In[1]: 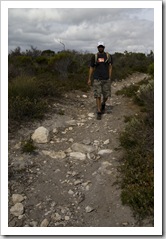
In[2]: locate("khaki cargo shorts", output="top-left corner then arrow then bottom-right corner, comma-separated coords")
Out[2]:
93,79 -> 111,98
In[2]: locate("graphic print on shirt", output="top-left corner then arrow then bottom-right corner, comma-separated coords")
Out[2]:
98,58 -> 105,63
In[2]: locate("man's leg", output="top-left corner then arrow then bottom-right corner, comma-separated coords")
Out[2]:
96,97 -> 101,112
101,80 -> 111,113
101,97 -> 107,113
93,80 -> 102,119
96,97 -> 102,120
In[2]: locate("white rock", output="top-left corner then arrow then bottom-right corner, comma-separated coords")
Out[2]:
68,189 -> 74,195
82,181 -> 91,187
42,150 -> 66,159
29,221 -> 38,227
51,213 -> 62,222
77,122 -> 84,127
65,216 -> 70,221
98,161 -> 113,175
82,139 -> 91,145
98,149 -> 113,155
14,142 -> 21,149
10,203 -> 24,216
93,140 -> 100,146
12,194 -> 24,204
53,128 -> 58,134
68,138 -> 74,143
88,113 -> 95,118
71,143 -> 95,153
65,147 -> 72,153
74,180 -> 82,185
40,218 -> 49,227
82,95 -> 88,98
85,206 -> 94,213
31,126 -> 49,143
86,185 -> 90,191
103,139 -> 110,145
69,152 -> 86,161
65,120 -> 77,126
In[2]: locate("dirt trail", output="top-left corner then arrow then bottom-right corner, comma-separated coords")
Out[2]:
8,72 -> 152,227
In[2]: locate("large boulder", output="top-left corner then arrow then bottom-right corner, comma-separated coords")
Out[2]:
31,126 -> 50,144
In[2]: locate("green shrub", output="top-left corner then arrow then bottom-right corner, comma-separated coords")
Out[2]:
147,63 -> 154,76
120,117 -> 154,220
21,139 -> 37,153
135,80 -> 154,125
8,96 -> 48,121
35,56 -> 48,64
119,78 -> 154,221
8,76 -> 41,99
116,84 -> 140,97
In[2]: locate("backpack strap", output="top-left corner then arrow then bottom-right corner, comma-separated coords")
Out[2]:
105,52 -> 110,63
95,53 -> 98,65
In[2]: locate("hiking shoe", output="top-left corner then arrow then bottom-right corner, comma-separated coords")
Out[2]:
97,112 -> 102,120
101,103 -> 106,114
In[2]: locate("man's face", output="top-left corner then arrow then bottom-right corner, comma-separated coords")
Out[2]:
98,46 -> 105,53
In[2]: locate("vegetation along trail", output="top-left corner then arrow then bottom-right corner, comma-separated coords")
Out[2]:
8,72 -> 153,227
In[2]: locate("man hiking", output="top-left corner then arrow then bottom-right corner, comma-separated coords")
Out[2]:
88,41 -> 113,120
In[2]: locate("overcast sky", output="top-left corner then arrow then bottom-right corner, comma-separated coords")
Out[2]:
8,8 -> 154,54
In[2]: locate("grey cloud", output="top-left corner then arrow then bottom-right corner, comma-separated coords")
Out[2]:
8,8 -> 154,53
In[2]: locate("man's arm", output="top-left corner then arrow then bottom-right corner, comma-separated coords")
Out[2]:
88,66 -> 94,86
109,64 -> 112,80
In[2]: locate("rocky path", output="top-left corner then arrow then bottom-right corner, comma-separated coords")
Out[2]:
8,73 -> 151,227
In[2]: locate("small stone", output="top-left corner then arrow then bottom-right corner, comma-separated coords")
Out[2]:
71,143 -> 95,153
77,122 -> 84,127
69,152 -> 86,160
10,203 -> 24,216
103,139 -> 110,145
29,221 -> 38,227
40,218 -> 49,227
65,216 -> 70,221
53,128 -> 58,134
68,189 -> 74,195
98,149 -> 113,155
65,120 -> 77,126
51,213 -> 62,222
12,194 -> 24,204
122,222 -> 129,226
14,142 -> 21,149
42,150 -> 66,159
82,95 -> 87,98
74,180 -> 82,186
82,139 -> 91,145
85,206 -> 94,213
18,215 -> 24,220
72,171 -> 78,177
88,113 -> 95,118
68,138 -> 74,143
82,181 -> 91,187
93,140 -> 100,146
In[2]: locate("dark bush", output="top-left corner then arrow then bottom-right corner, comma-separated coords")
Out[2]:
8,47 -> 154,124
119,79 -> 154,221
8,96 -> 48,121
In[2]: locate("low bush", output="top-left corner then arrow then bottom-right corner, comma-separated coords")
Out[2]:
8,47 -> 154,125
21,138 -> 37,154
8,96 -> 48,122
119,78 -> 154,221
8,76 -> 40,99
